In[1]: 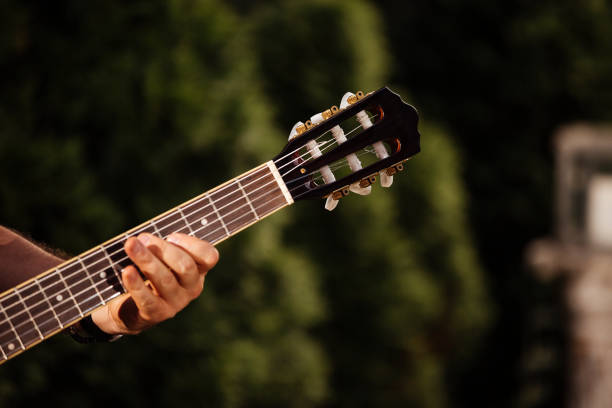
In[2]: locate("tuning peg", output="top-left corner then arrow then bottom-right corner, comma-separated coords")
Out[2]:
331,187 -> 350,200
340,91 -> 364,107
324,186 -> 350,211
360,174 -> 377,188
385,163 -> 404,176
325,196 -> 339,211
341,92 -> 395,188
289,121 -> 307,140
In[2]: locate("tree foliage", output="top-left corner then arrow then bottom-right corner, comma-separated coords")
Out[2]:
0,1 -> 493,407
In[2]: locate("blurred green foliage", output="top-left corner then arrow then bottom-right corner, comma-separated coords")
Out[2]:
6,0 -> 608,407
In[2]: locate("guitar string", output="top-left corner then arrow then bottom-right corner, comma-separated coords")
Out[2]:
24,115 -> 373,301
0,114 -> 381,351
0,116 -> 380,348
0,114 -> 382,346
6,129 -> 347,308
1,149 -> 377,351
0,192 -> 303,349
34,113 -> 375,299
0,129 -> 350,330
279,148 -> 381,191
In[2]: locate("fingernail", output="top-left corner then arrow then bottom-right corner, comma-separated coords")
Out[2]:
122,268 -> 135,284
132,238 -> 145,254
138,233 -> 151,246
167,234 -> 181,245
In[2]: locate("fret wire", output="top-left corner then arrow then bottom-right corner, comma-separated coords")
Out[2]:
75,160 -> 287,286
5,256 -> 123,332
49,166 -> 279,284
14,288 -> 43,341
57,267 -> 84,318
207,195 -> 230,236
0,303 -> 24,351
3,269 -> 122,341
237,179 -> 259,221
190,188 -> 287,242
0,163 -> 295,359
4,284 -> 123,349
177,208 -> 195,235
150,220 -> 162,236
187,185 -> 283,240
3,173 -> 285,320
101,244 -> 127,293
0,337 -> 6,360
34,279 -> 63,329
77,258 -> 105,305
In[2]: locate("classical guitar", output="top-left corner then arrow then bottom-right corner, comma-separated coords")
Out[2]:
0,87 -> 420,364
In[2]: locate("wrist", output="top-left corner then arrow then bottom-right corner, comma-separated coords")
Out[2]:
67,315 -> 123,343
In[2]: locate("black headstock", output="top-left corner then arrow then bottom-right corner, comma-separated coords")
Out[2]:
273,87 -> 420,207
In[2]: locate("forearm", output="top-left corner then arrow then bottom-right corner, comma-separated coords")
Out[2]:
0,226 -> 63,292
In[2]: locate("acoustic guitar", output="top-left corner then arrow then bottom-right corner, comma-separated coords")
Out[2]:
0,87 -> 420,364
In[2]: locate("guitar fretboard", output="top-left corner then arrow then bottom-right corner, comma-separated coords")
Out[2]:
0,161 -> 293,362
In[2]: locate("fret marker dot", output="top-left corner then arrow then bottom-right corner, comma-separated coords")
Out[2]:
7,343 -> 15,351
201,218 -> 208,226
99,271 -> 107,279
56,294 -> 63,302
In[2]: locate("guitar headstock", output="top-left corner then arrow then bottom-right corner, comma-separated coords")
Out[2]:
273,87 -> 420,210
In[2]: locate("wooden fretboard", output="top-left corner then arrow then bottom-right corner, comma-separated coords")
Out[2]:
0,161 -> 293,363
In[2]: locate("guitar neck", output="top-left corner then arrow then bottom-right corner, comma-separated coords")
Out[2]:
0,160 -> 293,364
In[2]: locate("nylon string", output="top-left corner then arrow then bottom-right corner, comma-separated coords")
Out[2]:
0,114 -> 379,349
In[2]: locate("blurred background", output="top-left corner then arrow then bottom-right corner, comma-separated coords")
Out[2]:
1,0 -> 611,407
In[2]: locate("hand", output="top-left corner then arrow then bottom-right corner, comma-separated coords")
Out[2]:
91,233 -> 219,335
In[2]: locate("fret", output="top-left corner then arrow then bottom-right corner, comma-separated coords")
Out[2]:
15,286 -> 43,340
155,211 -> 191,237
34,280 -> 62,330
0,162 -> 297,364
210,182 -> 257,235
150,221 -> 162,237
0,330 -> 7,360
82,249 -> 123,303
132,224 -> 157,238
0,301 -> 24,357
1,291 -> 39,347
242,168 -> 288,218
77,258 -> 104,305
62,263 -> 103,314
207,195 -> 230,237
104,237 -> 131,270
181,198 -> 225,243
237,179 -> 259,221
100,245 -> 127,293
20,281 -> 61,337
41,272 -> 82,326
177,208 -> 195,235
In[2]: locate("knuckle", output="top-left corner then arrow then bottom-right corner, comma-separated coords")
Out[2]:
205,247 -> 219,267
175,257 -> 196,276
162,308 -> 176,321
188,285 -> 203,299
140,296 -> 159,313
160,273 -> 176,288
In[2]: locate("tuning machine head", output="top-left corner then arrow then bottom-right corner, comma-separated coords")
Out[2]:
385,162 -> 405,176
276,87 -> 420,208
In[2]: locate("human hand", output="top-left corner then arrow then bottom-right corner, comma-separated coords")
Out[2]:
91,233 -> 218,335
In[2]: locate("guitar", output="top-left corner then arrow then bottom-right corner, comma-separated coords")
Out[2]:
0,87 -> 420,364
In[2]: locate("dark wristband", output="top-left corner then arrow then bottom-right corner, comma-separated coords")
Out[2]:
67,315 -> 123,343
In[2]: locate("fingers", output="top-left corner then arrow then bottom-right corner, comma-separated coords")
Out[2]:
141,234 -> 201,291
114,233 -> 218,334
124,236 -> 184,306
121,266 -> 173,324
167,233 -> 219,272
